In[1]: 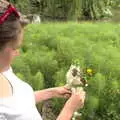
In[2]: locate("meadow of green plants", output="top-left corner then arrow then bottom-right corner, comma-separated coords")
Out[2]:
12,22 -> 120,120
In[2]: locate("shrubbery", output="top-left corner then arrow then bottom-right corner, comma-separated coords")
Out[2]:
12,22 -> 120,120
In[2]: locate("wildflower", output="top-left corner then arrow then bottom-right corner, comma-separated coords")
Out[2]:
86,68 -> 93,76
87,68 -> 92,73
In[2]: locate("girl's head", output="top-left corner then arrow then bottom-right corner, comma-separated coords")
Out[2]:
0,0 -> 28,71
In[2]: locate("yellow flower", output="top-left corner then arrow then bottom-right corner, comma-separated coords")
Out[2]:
87,68 -> 93,74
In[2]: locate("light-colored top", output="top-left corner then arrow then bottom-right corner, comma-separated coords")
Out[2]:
0,68 -> 42,120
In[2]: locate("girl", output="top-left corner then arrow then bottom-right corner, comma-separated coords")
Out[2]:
0,0 -> 85,120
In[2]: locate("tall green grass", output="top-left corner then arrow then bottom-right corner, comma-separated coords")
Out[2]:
13,22 -> 120,120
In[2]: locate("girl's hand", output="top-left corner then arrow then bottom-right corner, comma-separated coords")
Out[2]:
67,90 -> 86,111
52,86 -> 72,98
56,90 -> 86,120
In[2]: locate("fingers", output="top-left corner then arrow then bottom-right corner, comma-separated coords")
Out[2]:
60,90 -> 71,98
63,93 -> 71,98
64,85 -> 71,90
78,91 -> 86,108
64,90 -> 86,113
72,90 -> 86,109
63,86 -> 72,94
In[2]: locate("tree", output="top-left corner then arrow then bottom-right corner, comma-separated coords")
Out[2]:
10,0 -> 114,20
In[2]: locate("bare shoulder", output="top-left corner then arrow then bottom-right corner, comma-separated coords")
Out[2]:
0,73 -> 12,98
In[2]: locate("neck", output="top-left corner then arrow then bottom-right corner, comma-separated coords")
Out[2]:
0,54 -> 10,72
0,64 -> 10,73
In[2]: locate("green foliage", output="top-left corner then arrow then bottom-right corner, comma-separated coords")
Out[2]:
85,95 -> 99,113
89,73 -> 106,95
10,0 -> 116,20
13,22 -> 120,119
54,68 -> 67,87
32,71 -> 44,90
11,0 -> 31,14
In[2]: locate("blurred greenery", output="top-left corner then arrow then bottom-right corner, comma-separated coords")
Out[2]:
10,0 -> 120,21
12,22 -> 120,120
